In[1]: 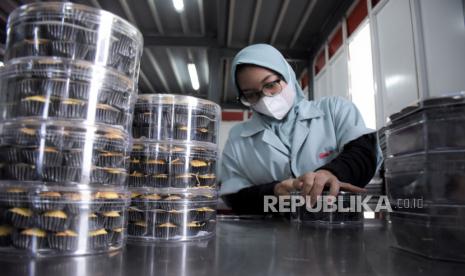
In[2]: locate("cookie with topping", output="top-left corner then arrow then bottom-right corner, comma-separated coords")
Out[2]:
12,228 -> 47,249
48,230 -> 79,251
37,210 -> 70,232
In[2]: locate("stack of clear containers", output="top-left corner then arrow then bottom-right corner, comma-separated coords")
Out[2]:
291,191 -> 364,225
128,94 -> 220,242
0,2 -> 143,256
384,92 -> 465,262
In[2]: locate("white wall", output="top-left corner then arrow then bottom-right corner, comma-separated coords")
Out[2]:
217,113 -> 246,178
314,49 -> 349,101
313,0 -> 465,128
416,0 -> 465,97
329,49 -> 349,99
375,0 -> 419,121
218,120 -> 239,157
314,69 -> 329,100
348,22 -> 377,129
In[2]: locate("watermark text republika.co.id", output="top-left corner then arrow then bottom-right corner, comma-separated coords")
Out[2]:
263,195 -> 424,213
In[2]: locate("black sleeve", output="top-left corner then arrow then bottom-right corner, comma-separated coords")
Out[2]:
317,132 -> 378,188
222,181 -> 279,215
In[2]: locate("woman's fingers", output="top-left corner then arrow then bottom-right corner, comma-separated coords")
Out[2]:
292,171 -> 366,208
292,179 -> 303,190
299,173 -> 315,196
328,178 -> 341,197
274,178 -> 366,197
274,183 -> 290,196
274,185 -> 288,196
299,172 -> 332,207
339,182 -> 367,193
308,174 -> 328,206
274,178 -> 300,196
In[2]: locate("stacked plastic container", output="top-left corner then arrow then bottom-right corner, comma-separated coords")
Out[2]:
291,191 -> 364,225
128,94 -> 220,242
385,92 -> 465,262
0,2 -> 143,256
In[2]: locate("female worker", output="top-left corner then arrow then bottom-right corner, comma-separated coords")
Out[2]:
220,44 -> 382,214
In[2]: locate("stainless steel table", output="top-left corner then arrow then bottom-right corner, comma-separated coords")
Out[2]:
1,218 -> 465,276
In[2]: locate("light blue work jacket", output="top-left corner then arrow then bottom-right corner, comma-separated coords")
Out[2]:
220,96 -> 381,195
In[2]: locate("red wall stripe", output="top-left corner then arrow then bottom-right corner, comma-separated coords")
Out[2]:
300,72 -> 309,89
222,111 -> 243,121
314,50 -> 326,75
347,0 -> 368,36
328,26 -> 343,58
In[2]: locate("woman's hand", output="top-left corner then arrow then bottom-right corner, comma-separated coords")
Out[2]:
273,178 -> 302,196
297,170 -> 367,206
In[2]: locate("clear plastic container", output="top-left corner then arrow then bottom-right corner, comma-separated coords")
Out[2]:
293,191 -> 364,225
389,208 -> 465,262
385,151 -> 465,204
133,94 -> 221,144
0,120 -> 130,187
386,92 -> 465,157
127,189 -> 217,242
5,2 -> 143,80
129,140 -> 217,189
0,250 -> 124,275
0,57 -> 136,132
0,182 -> 129,257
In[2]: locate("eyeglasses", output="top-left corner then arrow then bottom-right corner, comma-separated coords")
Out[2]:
237,78 -> 284,106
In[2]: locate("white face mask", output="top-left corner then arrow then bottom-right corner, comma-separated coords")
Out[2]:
252,82 -> 296,120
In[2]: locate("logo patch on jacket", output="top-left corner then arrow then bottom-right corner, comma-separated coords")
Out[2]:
319,150 -> 334,159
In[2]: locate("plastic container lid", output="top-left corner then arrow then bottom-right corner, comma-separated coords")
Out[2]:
0,57 -> 136,132
0,181 -> 129,257
384,150 -> 465,173
132,139 -> 217,154
127,188 -> 217,242
5,2 -> 143,80
129,140 -> 218,190
136,94 -> 221,111
133,94 -> 220,143
129,187 -> 217,203
0,181 -> 130,204
0,119 -> 130,186
0,56 -> 134,95
0,119 -> 129,148
7,2 -> 143,45
388,91 -> 465,125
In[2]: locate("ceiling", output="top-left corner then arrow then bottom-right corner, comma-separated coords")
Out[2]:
0,0 -> 354,108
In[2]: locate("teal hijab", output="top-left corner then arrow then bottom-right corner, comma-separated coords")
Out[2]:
231,44 -> 305,152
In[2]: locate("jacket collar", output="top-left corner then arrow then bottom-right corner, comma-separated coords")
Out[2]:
240,100 -> 324,137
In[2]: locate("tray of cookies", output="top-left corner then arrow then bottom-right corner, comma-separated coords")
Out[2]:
132,94 -> 220,144
127,189 -> 216,242
129,140 -> 217,189
0,183 -> 129,257
0,57 -> 136,132
5,2 -> 143,80
0,120 -> 130,187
